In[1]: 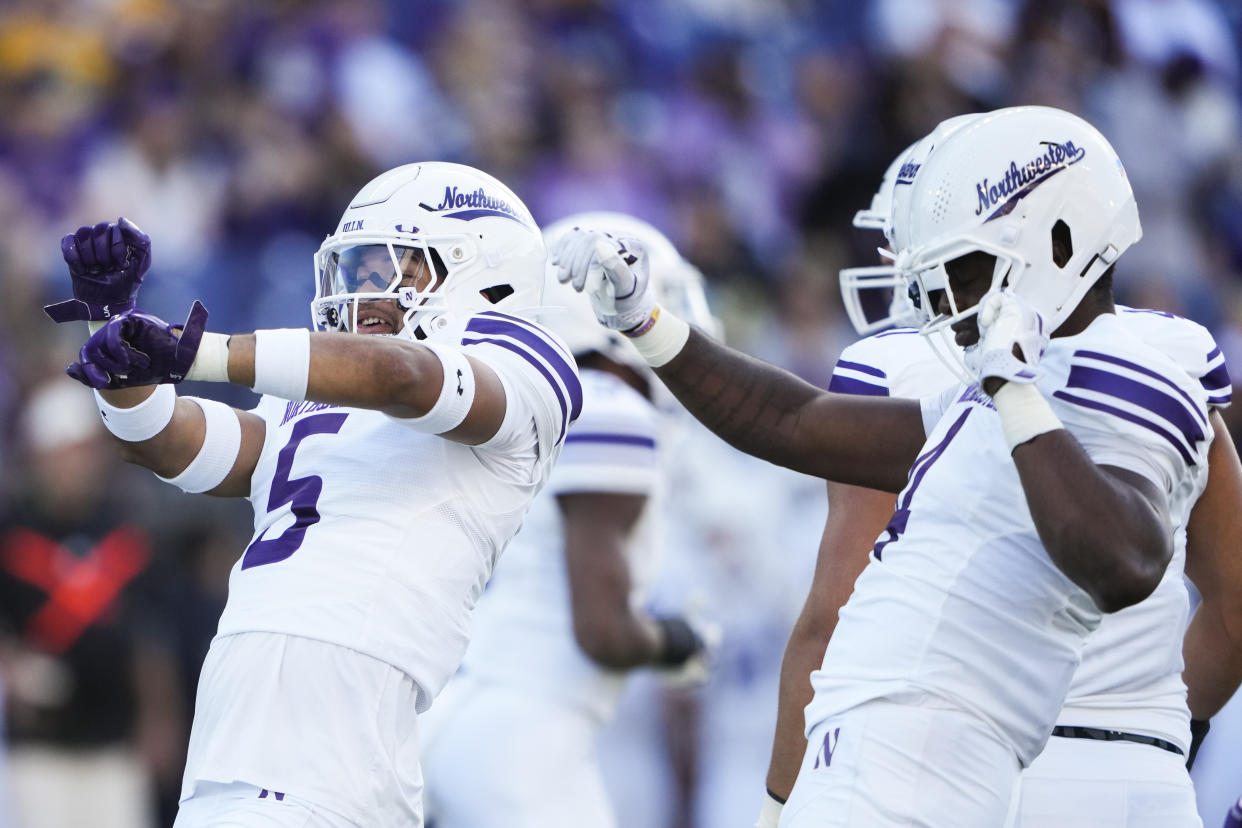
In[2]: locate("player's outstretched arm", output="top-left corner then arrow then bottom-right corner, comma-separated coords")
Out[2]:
1183,411 -> 1242,720
762,481 -> 897,816
654,328 -> 923,492
549,227 -> 925,491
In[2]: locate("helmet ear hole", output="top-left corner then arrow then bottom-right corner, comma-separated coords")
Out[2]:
1052,219 -> 1073,268
480,284 -> 514,304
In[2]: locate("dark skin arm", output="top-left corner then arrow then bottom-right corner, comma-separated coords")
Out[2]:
1183,411 -> 1242,719
560,491 -> 666,668
765,481 -> 897,801
651,328 -> 926,492
1011,430 -> 1171,613
98,332 -> 507,497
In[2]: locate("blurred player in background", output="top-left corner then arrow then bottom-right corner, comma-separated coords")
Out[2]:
760,116 -> 1242,828
422,212 -> 719,828
557,106 -> 1210,827
45,162 -> 580,828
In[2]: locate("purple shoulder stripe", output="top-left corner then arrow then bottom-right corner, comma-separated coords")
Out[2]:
464,314 -> 584,436
1065,363 -> 1205,445
828,375 -> 889,397
1053,390 -> 1194,466
834,359 -> 886,379
564,432 -> 658,449
1073,350 -> 1206,425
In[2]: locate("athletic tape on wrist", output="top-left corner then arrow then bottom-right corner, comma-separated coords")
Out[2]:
157,397 -> 241,493
251,328 -> 310,401
93,385 -> 176,442
186,332 -> 230,383
624,306 -> 690,367
755,790 -> 784,828
993,381 -> 1064,451
387,342 -> 476,434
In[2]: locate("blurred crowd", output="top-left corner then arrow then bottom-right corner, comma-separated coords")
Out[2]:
1,0 -> 1241,826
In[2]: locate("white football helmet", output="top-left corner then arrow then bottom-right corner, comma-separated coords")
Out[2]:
838,113 -> 983,336
539,212 -> 720,376
311,162 -> 545,337
896,106 -> 1141,339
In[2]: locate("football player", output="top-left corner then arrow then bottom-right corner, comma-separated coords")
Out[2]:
555,106 -> 1211,826
420,213 -> 719,828
45,162 -> 582,828
762,121 -> 1242,828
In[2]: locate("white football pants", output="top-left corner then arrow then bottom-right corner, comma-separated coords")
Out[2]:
780,698 -> 1020,828
421,673 -> 617,828
1009,733 -> 1201,827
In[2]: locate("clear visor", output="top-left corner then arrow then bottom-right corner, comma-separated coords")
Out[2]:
313,241 -> 447,332
323,244 -> 437,297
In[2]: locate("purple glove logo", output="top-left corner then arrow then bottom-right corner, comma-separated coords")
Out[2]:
66,301 -> 209,389
45,217 -> 152,324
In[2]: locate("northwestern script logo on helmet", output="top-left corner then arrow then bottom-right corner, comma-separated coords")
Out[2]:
433,186 -> 528,225
975,140 -> 1087,222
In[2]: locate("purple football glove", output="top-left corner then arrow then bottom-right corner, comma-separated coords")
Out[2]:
66,301 -> 208,389
45,217 -> 151,323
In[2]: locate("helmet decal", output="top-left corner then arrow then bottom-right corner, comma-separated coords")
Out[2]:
975,139 -> 1087,222
429,186 -> 530,225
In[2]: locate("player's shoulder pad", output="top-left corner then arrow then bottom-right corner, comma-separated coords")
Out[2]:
455,310 -> 583,440
1117,306 -> 1230,409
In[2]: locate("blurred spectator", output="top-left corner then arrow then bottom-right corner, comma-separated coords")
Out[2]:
0,378 -> 182,828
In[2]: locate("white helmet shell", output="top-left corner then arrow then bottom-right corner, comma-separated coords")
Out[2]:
899,106 -> 1141,336
311,162 -> 545,336
839,113 -> 984,336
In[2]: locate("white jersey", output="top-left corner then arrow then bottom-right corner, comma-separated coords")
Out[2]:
824,310 -> 1230,755
1057,307 -> 1230,751
806,312 -> 1211,765
213,310 -> 582,712
462,368 -> 664,721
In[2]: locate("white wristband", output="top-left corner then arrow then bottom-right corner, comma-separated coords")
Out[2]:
756,790 -> 784,828
625,306 -> 690,368
251,328 -> 311,401
156,397 -> 242,493
993,381 -> 1064,451
388,342 -> 477,434
93,385 -> 176,442
186,332 -> 230,382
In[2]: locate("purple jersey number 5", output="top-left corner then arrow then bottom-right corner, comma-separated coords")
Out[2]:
242,412 -> 348,569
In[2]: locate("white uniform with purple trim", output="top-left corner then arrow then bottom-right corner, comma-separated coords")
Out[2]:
420,368 -> 664,828
175,310 -> 581,828
782,312 -> 1211,828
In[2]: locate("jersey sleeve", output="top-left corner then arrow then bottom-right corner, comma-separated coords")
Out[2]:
458,311 -> 583,455
1202,344 -> 1231,409
1050,348 -> 1211,493
550,372 -> 661,497
828,339 -> 891,397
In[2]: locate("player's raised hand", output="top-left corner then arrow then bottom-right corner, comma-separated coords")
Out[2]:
67,301 -> 208,389
549,228 -> 657,332
654,614 -> 722,689
45,217 -> 152,323
967,289 -> 1049,393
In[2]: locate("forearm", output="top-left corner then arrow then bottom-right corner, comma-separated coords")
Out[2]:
1013,430 -> 1170,612
97,386 -> 207,478
226,332 -> 444,417
1184,603 -> 1242,719
653,328 -> 820,463
766,612 -> 826,800
653,329 -> 921,490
